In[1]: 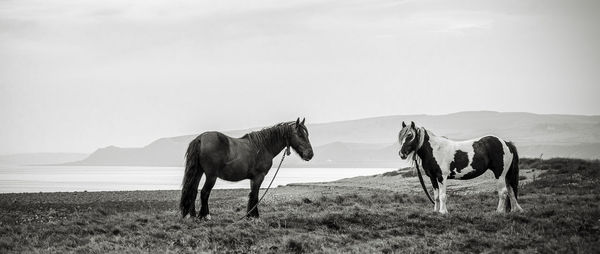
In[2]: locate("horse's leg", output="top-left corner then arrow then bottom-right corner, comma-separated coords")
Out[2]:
429,176 -> 440,212
438,176 -> 449,214
199,175 -> 217,220
247,174 -> 266,218
496,177 -> 508,213
433,188 -> 440,212
506,185 -> 523,212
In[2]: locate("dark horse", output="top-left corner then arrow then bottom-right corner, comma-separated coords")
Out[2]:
180,118 -> 314,219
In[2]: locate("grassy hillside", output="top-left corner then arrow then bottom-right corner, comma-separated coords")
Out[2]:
1,158 -> 598,253
69,111 -> 600,166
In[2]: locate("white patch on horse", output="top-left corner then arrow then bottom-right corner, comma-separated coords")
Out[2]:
450,138 -> 477,179
426,132 -> 453,177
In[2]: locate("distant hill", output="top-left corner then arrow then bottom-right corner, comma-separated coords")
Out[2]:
0,153 -> 88,166
69,111 -> 600,167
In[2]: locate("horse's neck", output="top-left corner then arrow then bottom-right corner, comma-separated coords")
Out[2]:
265,138 -> 287,157
428,131 -> 451,148
416,130 -> 448,161
255,128 -> 288,157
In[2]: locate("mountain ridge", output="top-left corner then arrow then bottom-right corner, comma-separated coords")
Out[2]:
69,111 -> 600,167
0,153 -> 88,166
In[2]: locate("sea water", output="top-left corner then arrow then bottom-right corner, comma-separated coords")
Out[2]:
0,165 -> 400,193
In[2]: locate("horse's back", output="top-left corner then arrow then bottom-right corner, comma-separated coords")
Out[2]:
192,131 -> 256,180
197,130 -> 227,146
192,131 -> 230,164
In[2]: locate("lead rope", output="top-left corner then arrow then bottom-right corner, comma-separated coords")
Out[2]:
414,157 -> 434,204
413,127 -> 434,204
237,145 -> 290,221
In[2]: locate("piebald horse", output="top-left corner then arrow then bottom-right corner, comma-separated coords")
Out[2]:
398,121 -> 523,214
180,118 -> 314,219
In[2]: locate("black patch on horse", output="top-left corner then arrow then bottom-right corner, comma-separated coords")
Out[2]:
448,150 -> 469,179
463,136 -> 505,180
416,131 -> 444,186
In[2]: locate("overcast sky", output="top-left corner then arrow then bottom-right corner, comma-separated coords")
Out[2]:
1,0 -> 599,154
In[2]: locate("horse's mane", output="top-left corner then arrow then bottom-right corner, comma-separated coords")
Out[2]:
406,125 -> 433,166
242,122 -> 294,149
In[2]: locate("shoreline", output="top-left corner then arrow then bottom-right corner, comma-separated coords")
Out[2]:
0,166 -> 398,195
0,167 -> 541,198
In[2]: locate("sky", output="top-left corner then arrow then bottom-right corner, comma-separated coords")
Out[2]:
1,0 -> 599,154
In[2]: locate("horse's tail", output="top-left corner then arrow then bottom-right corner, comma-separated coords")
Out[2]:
505,141 -> 519,211
180,137 -> 203,218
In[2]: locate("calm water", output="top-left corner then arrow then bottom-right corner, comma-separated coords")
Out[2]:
0,165 -> 401,193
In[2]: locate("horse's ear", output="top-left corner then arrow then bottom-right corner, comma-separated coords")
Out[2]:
402,121 -> 406,128
296,117 -> 300,125
410,121 -> 415,129
301,118 -> 305,125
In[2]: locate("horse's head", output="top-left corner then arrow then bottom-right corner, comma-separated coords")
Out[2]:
289,117 -> 314,161
398,121 -> 420,160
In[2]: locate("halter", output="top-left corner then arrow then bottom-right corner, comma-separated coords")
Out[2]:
283,123 -> 293,156
285,139 -> 291,156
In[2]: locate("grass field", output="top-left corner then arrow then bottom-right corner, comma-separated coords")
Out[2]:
1,158 -> 599,253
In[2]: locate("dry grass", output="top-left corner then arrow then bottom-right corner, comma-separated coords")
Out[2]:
0,158 -> 599,253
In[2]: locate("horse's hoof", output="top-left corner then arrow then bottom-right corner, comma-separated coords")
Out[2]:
197,214 -> 211,221
247,217 -> 261,223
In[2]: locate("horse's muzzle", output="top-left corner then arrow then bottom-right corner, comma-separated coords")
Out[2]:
303,150 -> 314,161
399,151 -> 407,160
